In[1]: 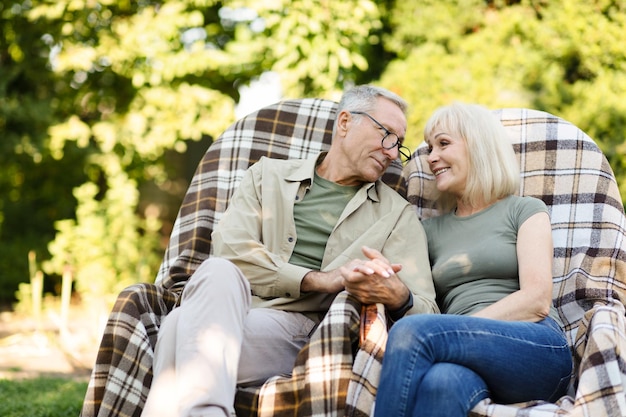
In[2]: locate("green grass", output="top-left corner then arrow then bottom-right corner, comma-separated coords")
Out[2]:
0,377 -> 88,417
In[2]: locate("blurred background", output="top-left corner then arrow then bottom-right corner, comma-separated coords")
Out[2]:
1,0 -> 625,327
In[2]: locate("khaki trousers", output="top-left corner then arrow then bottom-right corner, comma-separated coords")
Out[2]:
142,258 -> 316,417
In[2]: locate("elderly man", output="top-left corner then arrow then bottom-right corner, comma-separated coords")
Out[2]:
138,85 -> 437,417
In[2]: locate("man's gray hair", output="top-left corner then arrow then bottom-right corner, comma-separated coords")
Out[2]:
337,85 -> 408,115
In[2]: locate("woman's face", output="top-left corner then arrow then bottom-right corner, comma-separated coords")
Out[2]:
426,130 -> 469,197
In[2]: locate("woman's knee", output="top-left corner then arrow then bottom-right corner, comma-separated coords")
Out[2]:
389,314 -> 428,339
417,363 -> 489,414
387,314 -> 443,352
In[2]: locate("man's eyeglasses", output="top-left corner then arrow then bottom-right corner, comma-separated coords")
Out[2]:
350,111 -> 412,163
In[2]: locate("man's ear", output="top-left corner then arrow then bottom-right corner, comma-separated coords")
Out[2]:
336,110 -> 351,137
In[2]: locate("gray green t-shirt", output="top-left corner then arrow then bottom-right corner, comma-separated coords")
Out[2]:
289,173 -> 359,270
421,195 -> 562,325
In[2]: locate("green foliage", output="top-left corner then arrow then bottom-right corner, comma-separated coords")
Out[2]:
43,158 -> 162,309
385,0 -> 487,57
0,135 -> 88,304
31,0 -> 240,160
380,1 -> 540,150
380,0 -> 626,204
0,377 -> 87,417
9,0 -> 395,306
6,0 -> 247,304
235,0 -> 384,97
2,0 -> 626,307
0,1 -> 78,302
521,0 -> 626,194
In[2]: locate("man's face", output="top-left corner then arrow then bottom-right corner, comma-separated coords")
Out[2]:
339,98 -> 407,185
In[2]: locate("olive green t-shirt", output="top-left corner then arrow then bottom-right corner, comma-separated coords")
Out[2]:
289,173 -> 359,270
421,195 -> 562,325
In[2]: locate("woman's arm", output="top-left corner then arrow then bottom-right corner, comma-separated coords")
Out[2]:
471,211 -> 553,322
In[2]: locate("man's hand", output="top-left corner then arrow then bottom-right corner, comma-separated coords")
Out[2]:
340,246 -> 410,310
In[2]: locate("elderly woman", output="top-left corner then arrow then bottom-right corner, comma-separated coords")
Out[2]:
373,103 -> 573,417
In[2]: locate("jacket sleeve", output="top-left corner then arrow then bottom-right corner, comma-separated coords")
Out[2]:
381,205 -> 439,315
211,159 -> 311,299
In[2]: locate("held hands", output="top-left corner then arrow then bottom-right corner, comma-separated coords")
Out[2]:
340,246 -> 409,310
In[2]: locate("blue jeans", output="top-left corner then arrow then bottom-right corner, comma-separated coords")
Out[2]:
373,314 -> 573,417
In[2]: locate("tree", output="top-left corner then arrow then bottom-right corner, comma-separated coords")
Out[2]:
4,0 -> 625,309
0,0 -> 90,302
379,0 -> 626,203
2,0 -> 390,306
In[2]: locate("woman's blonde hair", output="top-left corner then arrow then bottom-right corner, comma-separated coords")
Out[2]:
423,102 -> 520,213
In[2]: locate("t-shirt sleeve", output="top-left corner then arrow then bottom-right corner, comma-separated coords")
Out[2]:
516,196 -> 549,228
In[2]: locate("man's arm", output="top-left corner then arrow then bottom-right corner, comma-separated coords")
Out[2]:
212,159 -> 312,299
301,269 -> 345,294
302,247 -> 413,319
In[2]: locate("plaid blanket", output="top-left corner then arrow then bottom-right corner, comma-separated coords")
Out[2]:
81,103 -> 626,417
80,283 -> 178,417
253,293 -> 386,417
406,107 -> 626,417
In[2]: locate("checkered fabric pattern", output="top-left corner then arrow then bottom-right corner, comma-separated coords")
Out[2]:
256,293 -> 386,417
80,98 -> 403,417
80,283 -> 178,417
406,107 -> 626,416
233,300 -> 387,417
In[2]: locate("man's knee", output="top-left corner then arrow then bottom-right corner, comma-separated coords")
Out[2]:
182,257 -> 250,301
196,257 -> 243,277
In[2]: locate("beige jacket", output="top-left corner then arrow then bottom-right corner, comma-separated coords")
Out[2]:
212,153 -> 438,318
